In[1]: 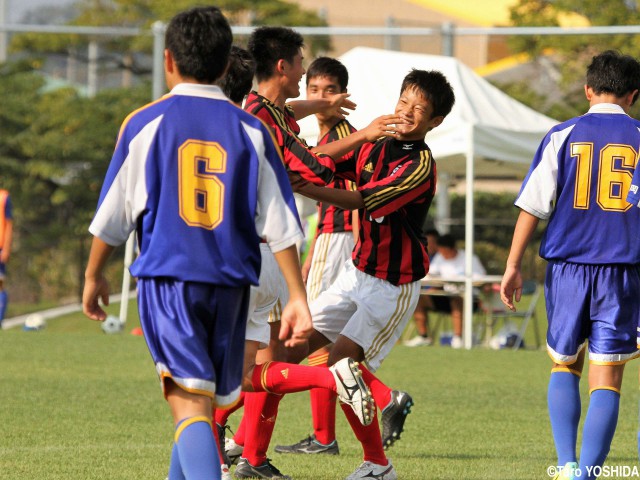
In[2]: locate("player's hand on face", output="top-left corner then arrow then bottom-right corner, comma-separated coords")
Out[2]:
363,114 -> 407,142
500,266 -> 522,312
82,275 -> 110,321
279,296 -> 313,348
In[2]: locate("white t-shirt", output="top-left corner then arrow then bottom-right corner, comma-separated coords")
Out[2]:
428,249 -> 486,278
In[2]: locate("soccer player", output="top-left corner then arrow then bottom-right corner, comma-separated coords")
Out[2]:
276,57 -> 358,457
0,188 -> 13,325
502,50 -> 640,480
82,8 -> 314,480
213,46 -> 375,480
292,69 -> 455,480
225,26 -> 402,479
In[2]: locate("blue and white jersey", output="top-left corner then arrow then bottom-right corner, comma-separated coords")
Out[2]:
628,150 -> 640,207
516,103 -> 640,265
90,83 -> 303,286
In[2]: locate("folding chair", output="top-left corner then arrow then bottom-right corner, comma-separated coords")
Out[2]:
487,280 -> 542,350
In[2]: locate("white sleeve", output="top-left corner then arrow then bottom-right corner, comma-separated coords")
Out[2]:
472,255 -> 486,276
243,121 -> 304,253
515,125 -> 574,220
89,116 -> 161,246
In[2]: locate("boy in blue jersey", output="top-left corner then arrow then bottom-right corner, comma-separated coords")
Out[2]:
82,8 -> 314,480
501,50 -> 640,480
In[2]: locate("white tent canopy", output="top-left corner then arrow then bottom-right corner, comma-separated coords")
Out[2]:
298,47 -> 558,348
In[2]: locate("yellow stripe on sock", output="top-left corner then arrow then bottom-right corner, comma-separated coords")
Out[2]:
589,386 -> 621,396
261,361 -> 273,393
174,416 -> 211,443
308,353 -> 329,367
551,367 -> 582,378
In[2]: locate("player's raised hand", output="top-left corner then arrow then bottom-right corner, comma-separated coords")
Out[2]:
362,114 -> 407,141
500,265 -> 523,312
279,295 -> 313,348
324,92 -> 357,119
83,274 -> 110,321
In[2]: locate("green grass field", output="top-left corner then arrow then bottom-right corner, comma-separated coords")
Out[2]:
0,301 -> 638,480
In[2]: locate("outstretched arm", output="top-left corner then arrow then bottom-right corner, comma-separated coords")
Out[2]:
500,210 -> 540,311
272,244 -> 313,348
83,236 -> 115,321
295,182 -> 364,211
287,93 -> 356,121
311,114 -> 404,160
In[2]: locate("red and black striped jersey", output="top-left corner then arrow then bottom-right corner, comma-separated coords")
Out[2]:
315,119 -> 357,235
336,137 -> 436,285
245,92 -> 334,186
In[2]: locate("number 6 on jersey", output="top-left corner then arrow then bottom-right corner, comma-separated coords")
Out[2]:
179,140 -> 227,229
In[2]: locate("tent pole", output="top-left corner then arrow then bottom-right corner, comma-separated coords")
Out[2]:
435,172 -> 451,234
463,127 -> 474,349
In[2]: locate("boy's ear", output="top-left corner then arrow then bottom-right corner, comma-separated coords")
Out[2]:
429,115 -> 445,129
164,49 -> 176,74
276,59 -> 287,75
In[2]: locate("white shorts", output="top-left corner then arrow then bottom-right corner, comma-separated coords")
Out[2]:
245,244 -> 288,348
311,261 -> 420,372
307,231 -> 354,302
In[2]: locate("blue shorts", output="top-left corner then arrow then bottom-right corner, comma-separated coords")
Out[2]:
137,278 -> 249,407
545,261 -> 640,365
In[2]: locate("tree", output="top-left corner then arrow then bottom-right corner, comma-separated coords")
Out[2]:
11,0 -> 330,84
0,60 -> 149,303
504,0 -> 640,120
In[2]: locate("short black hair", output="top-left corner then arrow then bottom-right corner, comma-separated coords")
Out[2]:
165,6 -> 232,84
437,233 -> 456,249
586,50 -> 640,105
425,228 -> 440,238
400,69 -> 455,119
248,26 -> 304,82
217,45 -> 255,104
306,57 -> 349,91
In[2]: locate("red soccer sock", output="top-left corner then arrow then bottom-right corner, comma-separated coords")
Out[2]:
242,391 -> 283,466
340,402 -> 387,465
360,366 -> 392,410
233,413 -> 246,447
308,353 -> 337,445
214,392 -> 245,427
251,361 -> 335,394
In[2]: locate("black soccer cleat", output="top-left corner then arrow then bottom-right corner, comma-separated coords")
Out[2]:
381,390 -> 413,450
274,434 -> 340,455
234,457 -> 292,479
216,422 -> 233,467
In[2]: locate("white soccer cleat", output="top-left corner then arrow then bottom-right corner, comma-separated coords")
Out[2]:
330,358 -> 375,426
345,460 -> 397,480
221,463 -> 232,480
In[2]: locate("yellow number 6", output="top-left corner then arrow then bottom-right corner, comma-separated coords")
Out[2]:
178,140 -> 227,230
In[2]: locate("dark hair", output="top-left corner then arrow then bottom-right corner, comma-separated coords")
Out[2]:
248,26 -> 304,82
165,6 -> 232,84
437,233 -> 456,249
425,228 -> 440,238
306,57 -> 349,91
217,45 -> 256,104
586,50 -> 640,105
400,69 -> 455,118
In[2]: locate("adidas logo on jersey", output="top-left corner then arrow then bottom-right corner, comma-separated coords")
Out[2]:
363,163 -> 374,172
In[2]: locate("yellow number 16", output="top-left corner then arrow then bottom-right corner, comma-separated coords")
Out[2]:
572,142 -> 638,212
178,140 -> 227,229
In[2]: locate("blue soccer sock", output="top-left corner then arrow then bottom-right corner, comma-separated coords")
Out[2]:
548,369 -> 581,465
167,442 -> 185,480
174,416 -> 220,480
579,388 -> 620,480
0,289 -> 7,323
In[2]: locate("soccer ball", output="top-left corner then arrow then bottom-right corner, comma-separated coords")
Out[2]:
101,315 -> 124,334
23,313 -> 46,331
